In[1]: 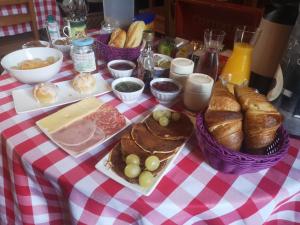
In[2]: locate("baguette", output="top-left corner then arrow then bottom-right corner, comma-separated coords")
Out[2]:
109,28 -> 126,48
124,21 -> 145,48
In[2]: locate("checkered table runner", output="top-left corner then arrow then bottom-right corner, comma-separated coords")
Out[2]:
0,31 -> 300,224
0,0 -> 63,37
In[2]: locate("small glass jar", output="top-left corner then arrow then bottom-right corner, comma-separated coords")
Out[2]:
100,21 -> 117,34
71,38 -> 96,73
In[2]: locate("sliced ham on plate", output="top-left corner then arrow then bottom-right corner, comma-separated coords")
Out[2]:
50,118 -> 106,153
51,119 -> 97,146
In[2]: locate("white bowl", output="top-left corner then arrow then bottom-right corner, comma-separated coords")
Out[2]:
154,53 -> 172,77
112,77 -> 145,104
22,40 -> 50,48
150,78 -> 182,105
1,47 -> 63,84
52,37 -> 71,54
107,60 -> 136,79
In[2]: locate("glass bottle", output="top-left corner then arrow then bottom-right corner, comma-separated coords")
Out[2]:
249,0 -> 299,95
195,29 -> 225,81
46,15 -> 60,43
137,30 -> 155,89
71,38 -> 96,73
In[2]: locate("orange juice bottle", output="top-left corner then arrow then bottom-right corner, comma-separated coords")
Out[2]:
221,42 -> 253,86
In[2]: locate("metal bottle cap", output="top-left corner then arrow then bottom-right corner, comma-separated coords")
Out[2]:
143,30 -> 154,42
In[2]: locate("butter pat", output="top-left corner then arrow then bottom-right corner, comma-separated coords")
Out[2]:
37,97 -> 102,133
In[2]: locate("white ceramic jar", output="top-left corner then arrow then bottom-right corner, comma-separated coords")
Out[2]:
183,73 -> 214,112
169,58 -> 194,87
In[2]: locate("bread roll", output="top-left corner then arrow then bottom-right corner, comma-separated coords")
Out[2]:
33,83 -> 58,104
205,111 -> 243,151
109,28 -> 126,48
124,21 -> 145,48
72,73 -> 96,94
208,81 -> 241,112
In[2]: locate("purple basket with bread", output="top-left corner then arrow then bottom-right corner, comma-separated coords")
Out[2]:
195,82 -> 290,174
94,21 -> 145,62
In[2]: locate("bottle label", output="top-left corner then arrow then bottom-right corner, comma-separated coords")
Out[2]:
47,22 -> 60,41
73,52 -> 96,72
251,19 -> 293,78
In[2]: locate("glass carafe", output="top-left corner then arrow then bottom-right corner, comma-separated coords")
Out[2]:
221,26 -> 260,86
195,29 -> 225,81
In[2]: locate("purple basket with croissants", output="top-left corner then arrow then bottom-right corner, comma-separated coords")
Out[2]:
94,34 -> 141,62
196,114 -> 290,174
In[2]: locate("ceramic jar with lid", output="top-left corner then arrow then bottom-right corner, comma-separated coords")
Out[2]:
183,73 -> 214,112
169,58 -> 194,87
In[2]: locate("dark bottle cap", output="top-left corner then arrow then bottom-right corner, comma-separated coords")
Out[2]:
143,30 -> 154,42
264,1 -> 299,25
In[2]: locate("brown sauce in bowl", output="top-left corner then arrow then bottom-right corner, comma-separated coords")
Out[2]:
110,62 -> 134,71
152,81 -> 179,92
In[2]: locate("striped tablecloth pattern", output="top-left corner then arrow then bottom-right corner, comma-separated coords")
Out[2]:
0,33 -> 300,224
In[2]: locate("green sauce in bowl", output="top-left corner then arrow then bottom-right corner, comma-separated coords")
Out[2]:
115,81 -> 142,93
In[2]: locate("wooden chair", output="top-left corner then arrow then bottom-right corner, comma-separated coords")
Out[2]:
175,0 -> 263,49
0,0 -> 39,57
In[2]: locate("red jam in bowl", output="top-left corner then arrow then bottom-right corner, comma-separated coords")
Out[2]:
110,62 -> 134,70
152,81 -> 179,92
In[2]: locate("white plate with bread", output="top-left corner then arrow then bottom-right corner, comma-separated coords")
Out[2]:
12,73 -> 111,114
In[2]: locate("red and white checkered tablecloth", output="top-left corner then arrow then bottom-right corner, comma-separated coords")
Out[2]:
0,0 -> 63,37
1,31 -> 300,224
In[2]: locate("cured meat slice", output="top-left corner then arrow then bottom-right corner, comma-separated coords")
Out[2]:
131,123 -> 184,154
88,104 -> 126,135
51,119 -> 97,146
59,128 -> 105,154
145,113 -> 194,140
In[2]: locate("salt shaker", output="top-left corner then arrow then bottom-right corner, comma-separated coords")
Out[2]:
183,73 -> 214,112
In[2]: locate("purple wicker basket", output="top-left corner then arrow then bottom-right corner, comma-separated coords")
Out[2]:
94,34 -> 141,62
196,113 -> 290,174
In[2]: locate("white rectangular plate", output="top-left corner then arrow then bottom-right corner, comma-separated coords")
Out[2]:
38,117 -> 131,158
95,105 -> 193,196
12,73 -> 111,114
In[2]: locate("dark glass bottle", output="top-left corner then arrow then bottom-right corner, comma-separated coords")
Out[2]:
137,30 -> 155,89
249,0 -> 299,95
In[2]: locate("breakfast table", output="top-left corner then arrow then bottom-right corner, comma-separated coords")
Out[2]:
0,0 -> 63,37
1,30 -> 300,225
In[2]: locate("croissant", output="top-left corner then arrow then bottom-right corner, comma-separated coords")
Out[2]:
234,86 -> 277,112
244,110 -> 282,151
205,111 -> 243,151
235,86 -> 283,151
208,81 -> 241,112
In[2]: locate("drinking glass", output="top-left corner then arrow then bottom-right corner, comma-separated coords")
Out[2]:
195,29 -> 226,81
221,26 -> 261,87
